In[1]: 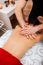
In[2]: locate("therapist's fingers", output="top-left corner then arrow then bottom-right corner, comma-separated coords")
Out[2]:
34,33 -> 38,37
29,34 -> 37,40
19,30 -> 30,39
20,29 -> 38,39
20,30 -> 26,35
31,34 -> 37,39
29,35 -> 34,40
25,34 -> 29,39
19,31 -> 37,40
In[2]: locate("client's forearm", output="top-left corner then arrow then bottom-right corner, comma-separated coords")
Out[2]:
2,26 -> 43,59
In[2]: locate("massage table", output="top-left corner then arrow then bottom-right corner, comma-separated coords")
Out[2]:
0,29 -> 43,65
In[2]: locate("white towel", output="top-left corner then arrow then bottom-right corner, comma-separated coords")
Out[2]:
0,30 -> 12,47
21,41 -> 43,65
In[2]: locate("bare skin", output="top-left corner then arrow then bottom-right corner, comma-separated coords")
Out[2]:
14,0 -> 26,28
15,0 -> 43,36
14,0 -> 33,27
23,0 -> 33,21
2,25 -> 43,60
2,0 -> 43,61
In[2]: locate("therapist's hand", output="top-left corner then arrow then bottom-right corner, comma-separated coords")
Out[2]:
20,25 -> 38,39
21,25 -> 38,34
20,31 -> 37,40
26,34 -> 37,40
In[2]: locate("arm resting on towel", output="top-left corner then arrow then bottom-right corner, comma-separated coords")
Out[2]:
3,25 -> 43,59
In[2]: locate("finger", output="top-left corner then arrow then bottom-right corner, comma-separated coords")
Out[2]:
20,29 -> 28,34
24,23 -> 28,26
34,33 -> 38,37
29,35 -> 34,40
20,31 -> 29,39
31,33 -> 38,39
25,22 -> 28,25
31,34 -> 36,39
21,27 -> 27,31
20,30 -> 28,36
26,35 -> 29,39
20,31 -> 26,36
20,31 -> 26,35
20,28 -> 26,32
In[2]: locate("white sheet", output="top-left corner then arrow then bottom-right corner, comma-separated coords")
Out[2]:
0,30 -> 43,65
0,30 -> 12,47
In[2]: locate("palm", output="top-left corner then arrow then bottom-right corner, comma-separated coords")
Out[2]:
21,25 -> 38,35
